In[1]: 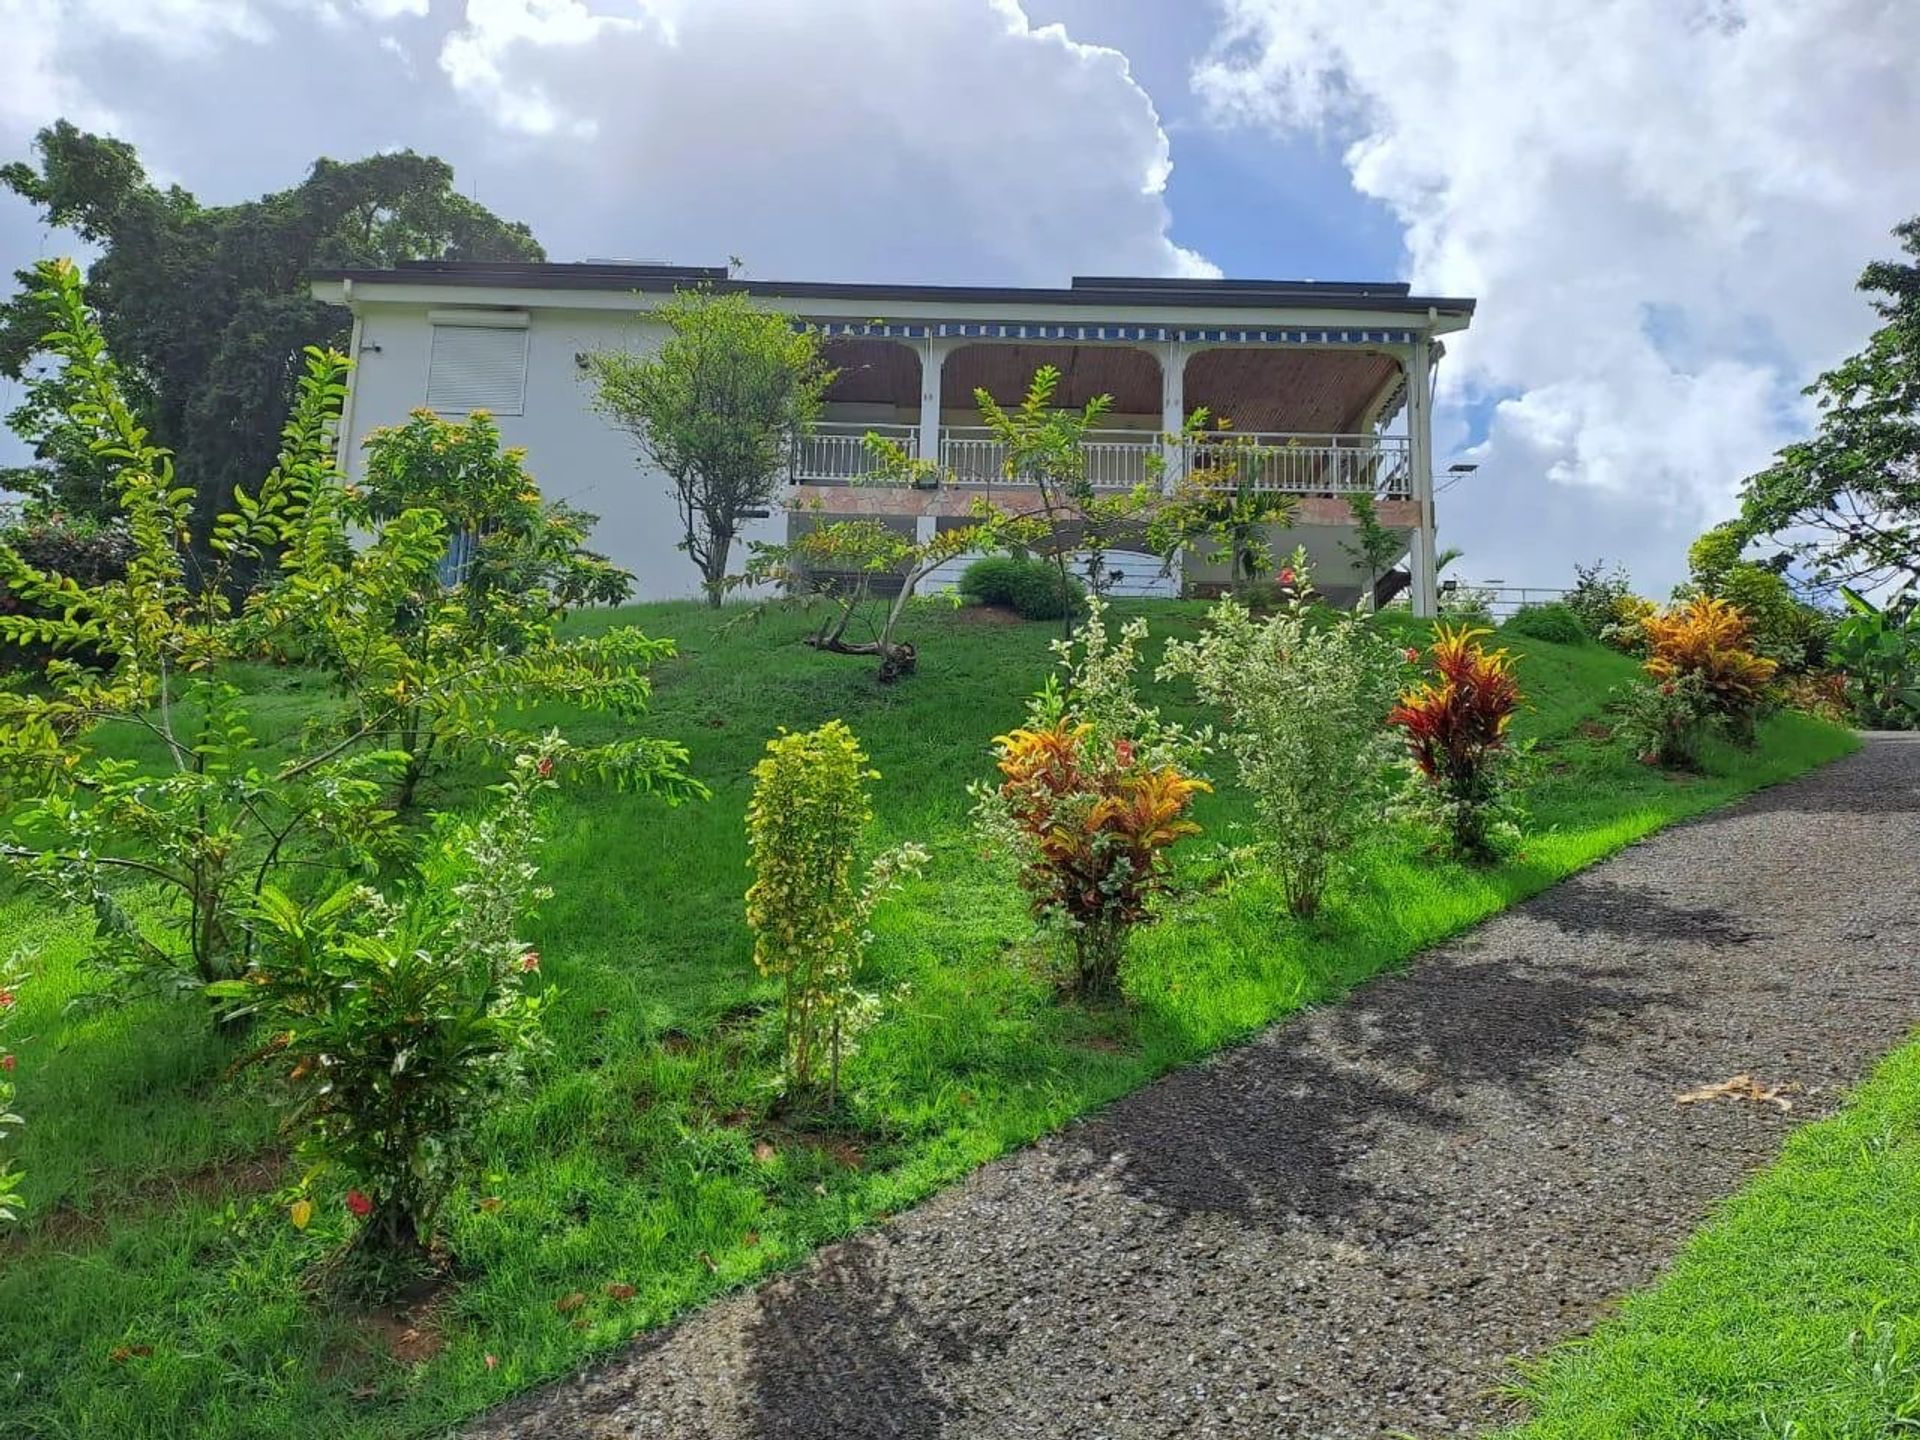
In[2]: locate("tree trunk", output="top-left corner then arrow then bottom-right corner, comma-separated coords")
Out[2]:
702,529 -> 734,608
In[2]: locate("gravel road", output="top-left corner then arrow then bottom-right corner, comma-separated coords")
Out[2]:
465,735 -> 1920,1439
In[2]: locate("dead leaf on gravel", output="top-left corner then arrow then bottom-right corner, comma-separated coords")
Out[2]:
1675,1073 -> 1801,1112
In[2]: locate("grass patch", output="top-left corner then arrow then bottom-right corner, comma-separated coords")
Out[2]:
1502,1029 -> 1920,1438
0,599 -> 1855,1438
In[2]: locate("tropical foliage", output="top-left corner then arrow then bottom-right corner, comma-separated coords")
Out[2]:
260,402 -> 675,805
744,721 -> 925,1102
1641,596 -> 1778,744
979,601 -> 1209,993
1388,625 -> 1526,859
213,744 -> 562,1268
1738,215 -> 1920,596
1160,554 -> 1402,916
587,287 -> 834,606
1829,585 -> 1920,728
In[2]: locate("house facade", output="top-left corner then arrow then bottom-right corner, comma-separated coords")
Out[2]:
308,262 -> 1474,614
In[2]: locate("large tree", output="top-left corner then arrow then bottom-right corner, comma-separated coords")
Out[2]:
1739,216 -> 1920,595
0,121 -> 543,540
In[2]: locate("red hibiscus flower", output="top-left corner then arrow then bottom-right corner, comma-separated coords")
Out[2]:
345,1189 -> 374,1218
1404,647 -> 1420,664
1,1054 -> 14,1072
1113,739 -> 1135,768
536,757 -> 554,779
521,950 -> 541,973
1278,567 -> 1297,587
0,991 -> 14,1008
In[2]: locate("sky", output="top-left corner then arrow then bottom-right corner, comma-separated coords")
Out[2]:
1,0 -> 1916,594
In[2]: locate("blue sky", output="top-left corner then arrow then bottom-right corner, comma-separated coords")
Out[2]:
2,0 -> 1916,595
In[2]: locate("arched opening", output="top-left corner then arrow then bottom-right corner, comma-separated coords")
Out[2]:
800,337 -> 922,482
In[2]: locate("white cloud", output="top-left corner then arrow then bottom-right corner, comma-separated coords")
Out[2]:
1195,0 -> 1920,591
436,0 -> 1217,282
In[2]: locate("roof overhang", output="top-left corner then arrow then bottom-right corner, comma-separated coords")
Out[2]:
311,262 -> 1475,338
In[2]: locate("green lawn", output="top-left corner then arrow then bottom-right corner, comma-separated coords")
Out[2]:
0,599 -> 1856,1439
1503,1030 -> 1920,1438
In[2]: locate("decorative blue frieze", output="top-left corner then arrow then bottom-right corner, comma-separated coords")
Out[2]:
808,319 -> 1415,346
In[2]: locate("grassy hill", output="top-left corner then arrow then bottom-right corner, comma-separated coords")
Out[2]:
0,599 -> 1854,1439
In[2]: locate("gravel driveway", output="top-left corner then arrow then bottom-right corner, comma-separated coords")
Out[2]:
465,735 -> 1920,1440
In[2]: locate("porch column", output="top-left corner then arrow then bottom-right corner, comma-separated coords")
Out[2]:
1159,340 -> 1188,493
1406,335 -> 1438,618
918,337 -> 951,473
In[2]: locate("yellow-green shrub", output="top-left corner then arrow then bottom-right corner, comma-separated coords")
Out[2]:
744,721 -> 924,1103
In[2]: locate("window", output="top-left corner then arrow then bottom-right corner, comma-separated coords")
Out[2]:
426,313 -> 529,415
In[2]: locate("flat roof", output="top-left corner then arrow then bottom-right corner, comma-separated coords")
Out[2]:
311,260 -> 1475,316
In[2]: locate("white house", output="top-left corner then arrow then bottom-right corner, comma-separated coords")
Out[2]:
309,262 -> 1474,613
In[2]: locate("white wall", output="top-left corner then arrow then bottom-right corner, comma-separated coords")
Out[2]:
342,302 -> 785,602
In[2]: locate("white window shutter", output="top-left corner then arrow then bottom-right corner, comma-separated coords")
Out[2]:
426,325 -> 528,415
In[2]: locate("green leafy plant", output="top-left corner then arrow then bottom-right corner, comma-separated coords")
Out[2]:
587,288 -> 834,606
959,553 -> 1085,620
256,404 -> 680,805
1830,586 -> 1920,728
1340,491 -> 1405,611
0,260 -> 410,995
1148,422 -> 1299,598
213,743 -> 562,1273
746,513 -> 994,683
0,953 -> 26,1224
744,721 -> 925,1102
1161,554 -> 1403,917
1567,559 -> 1640,643
1616,668 -> 1717,769
1388,625 -> 1527,859
978,601 -> 1210,995
1504,601 -> 1589,646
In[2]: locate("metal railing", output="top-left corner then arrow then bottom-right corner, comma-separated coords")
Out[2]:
1187,432 -> 1412,498
794,424 -> 1414,499
791,422 -> 918,482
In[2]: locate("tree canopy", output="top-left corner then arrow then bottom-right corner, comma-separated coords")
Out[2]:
1738,216 -> 1920,595
0,121 -> 543,538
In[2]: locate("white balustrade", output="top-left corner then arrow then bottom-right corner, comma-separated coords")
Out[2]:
795,423 -> 1412,499
791,422 -> 918,482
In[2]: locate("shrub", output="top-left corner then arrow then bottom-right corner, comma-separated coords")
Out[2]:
1388,625 -> 1526,859
1160,556 -> 1403,917
213,744 -> 561,1273
744,721 -> 926,1103
979,600 -> 1210,995
1566,559 -> 1637,638
0,262 -> 408,995
960,554 -> 1084,620
266,406 -> 684,807
0,954 -> 26,1225
1642,596 -> 1778,745
1503,601 -> 1588,646
0,511 -> 131,672
1829,587 -> 1920,729
1616,670 -> 1717,769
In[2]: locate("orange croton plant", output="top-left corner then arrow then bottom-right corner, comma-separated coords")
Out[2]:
1642,595 -> 1778,722
992,717 -> 1209,995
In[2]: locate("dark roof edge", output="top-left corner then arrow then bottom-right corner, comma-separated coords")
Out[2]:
312,262 -> 1476,316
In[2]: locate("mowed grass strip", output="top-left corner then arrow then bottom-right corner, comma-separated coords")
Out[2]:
1502,1029 -> 1920,1439
0,600 -> 1856,1439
